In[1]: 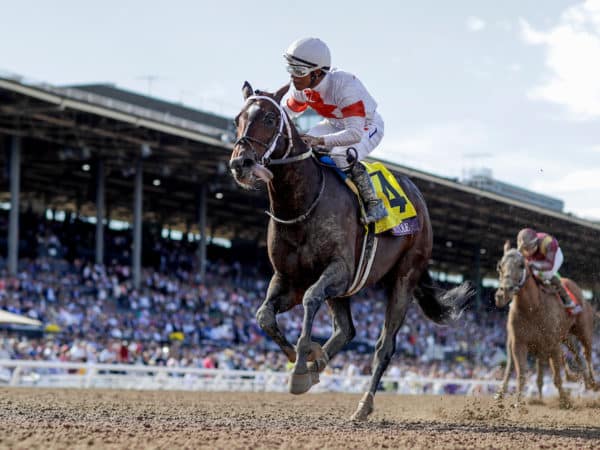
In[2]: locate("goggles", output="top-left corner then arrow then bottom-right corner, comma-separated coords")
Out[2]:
286,64 -> 313,78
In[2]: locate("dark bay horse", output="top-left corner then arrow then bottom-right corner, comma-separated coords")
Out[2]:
495,241 -> 597,407
229,82 -> 473,420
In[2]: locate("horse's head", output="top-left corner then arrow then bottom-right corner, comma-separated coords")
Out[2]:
495,240 -> 528,308
229,81 -> 292,189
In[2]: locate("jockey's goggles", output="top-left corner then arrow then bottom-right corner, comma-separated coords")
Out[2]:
286,64 -> 313,78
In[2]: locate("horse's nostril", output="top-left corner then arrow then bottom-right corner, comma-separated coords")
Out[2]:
242,158 -> 254,168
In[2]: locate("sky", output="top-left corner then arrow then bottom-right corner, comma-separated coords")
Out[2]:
1,0 -> 600,220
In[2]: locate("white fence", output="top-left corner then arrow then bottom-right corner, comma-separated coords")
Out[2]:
0,359 -> 595,398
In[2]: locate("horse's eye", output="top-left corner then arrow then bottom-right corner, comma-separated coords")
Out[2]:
263,113 -> 276,127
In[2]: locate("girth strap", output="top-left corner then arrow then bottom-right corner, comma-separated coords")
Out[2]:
342,224 -> 378,297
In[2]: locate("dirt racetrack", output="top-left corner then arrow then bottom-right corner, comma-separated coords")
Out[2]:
1,388 -> 600,449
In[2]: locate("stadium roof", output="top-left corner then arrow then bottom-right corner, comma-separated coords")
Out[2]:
1,75 -> 599,289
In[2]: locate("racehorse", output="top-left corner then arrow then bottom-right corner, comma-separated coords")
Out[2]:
229,82 -> 473,420
494,241 -> 598,407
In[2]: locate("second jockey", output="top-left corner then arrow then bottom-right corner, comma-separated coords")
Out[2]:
517,227 -> 577,309
282,37 -> 387,224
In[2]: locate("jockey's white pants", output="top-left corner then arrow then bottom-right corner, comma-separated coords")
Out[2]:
536,248 -> 563,281
308,116 -> 384,170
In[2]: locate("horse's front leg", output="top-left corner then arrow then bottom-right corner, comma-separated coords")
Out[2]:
289,260 -> 349,395
512,342 -> 528,407
495,335 -> 513,401
256,273 -> 302,363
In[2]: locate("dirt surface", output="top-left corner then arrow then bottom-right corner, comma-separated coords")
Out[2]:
1,389 -> 600,449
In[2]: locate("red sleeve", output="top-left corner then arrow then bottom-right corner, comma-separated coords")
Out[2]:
286,97 -> 308,113
340,100 -> 366,118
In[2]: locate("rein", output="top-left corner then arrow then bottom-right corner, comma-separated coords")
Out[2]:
265,156 -> 326,224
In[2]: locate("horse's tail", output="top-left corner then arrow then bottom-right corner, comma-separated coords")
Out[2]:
414,270 -> 474,325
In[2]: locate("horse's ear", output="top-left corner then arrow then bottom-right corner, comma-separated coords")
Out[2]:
242,81 -> 253,100
273,83 -> 290,103
503,240 -> 511,254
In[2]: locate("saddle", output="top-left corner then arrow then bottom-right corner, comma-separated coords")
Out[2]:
537,278 -> 582,315
317,155 -> 420,236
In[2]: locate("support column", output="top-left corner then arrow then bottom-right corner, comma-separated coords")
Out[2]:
197,184 -> 207,281
8,136 -> 21,275
132,158 -> 143,289
472,246 -> 482,305
95,159 -> 105,265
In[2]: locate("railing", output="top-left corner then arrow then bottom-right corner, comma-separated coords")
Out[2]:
0,359 -> 595,398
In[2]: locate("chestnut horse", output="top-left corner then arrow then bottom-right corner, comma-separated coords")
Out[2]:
229,82 -> 473,420
494,241 -> 597,406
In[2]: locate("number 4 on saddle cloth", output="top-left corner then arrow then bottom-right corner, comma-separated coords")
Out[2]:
319,156 -> 420,236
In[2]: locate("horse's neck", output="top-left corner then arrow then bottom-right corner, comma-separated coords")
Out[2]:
514,277 -> 542,313
267,145 -> 322,219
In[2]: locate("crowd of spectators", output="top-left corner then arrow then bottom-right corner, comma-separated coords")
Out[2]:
0,210 -> 598,384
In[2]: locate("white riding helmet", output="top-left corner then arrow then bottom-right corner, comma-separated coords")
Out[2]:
284,37 -> 331,77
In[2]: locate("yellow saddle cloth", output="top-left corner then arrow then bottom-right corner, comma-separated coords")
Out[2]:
362,161 -> 417,234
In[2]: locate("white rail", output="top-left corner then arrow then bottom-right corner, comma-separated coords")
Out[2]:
0,359 -> 594,398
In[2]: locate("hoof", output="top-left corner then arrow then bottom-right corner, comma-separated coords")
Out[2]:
559,395 -> 572,409
289,371 -> 319,395
493,392 -> 504,402
350,392 -> 373,421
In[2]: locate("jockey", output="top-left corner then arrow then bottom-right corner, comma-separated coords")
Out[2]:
282,37 -> 387,224
517,228 -> 576,309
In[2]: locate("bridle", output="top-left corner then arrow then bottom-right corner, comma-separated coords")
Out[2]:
233,93 -> 325,224
234,94 -> 312,166
498,250 -> 529,295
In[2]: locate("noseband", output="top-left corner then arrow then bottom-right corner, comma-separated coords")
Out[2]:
234,94 -> 312,166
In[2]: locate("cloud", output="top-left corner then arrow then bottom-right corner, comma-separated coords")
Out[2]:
374,120 -> 489,177
531,168 -> 600,193
520,0 -> 600,119
466,16 -> 486,32
572,206 -> 600,220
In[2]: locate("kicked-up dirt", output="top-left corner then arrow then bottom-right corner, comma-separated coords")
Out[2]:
0,388 -> 599,449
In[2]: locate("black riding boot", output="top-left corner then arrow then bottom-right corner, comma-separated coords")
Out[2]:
550,276 -> 576,308
350,163 -> 387,224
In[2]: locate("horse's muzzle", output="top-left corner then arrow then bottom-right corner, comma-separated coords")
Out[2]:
495,287 -> 515,308
229,156 -> 255,174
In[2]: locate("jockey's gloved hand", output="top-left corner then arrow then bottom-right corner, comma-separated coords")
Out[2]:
301,134 -> 325,148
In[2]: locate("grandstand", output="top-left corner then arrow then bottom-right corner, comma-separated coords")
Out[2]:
1,73 -> 600,396
1,75 -> 599,296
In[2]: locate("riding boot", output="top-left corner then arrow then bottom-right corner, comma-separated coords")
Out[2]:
550,276 -> 576,308
350,163 -> 388,224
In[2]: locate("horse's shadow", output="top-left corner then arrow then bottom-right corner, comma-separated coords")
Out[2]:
349,420 -> 600,442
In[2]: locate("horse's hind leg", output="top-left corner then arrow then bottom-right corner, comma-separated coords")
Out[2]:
256,273 -> 301,363
350,268 -> 414,421
563,335 -> 583,382
576,330 -> 598,390
572,312 -> 598,390
307,297 -> 355,375
536,358 -> 545,401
